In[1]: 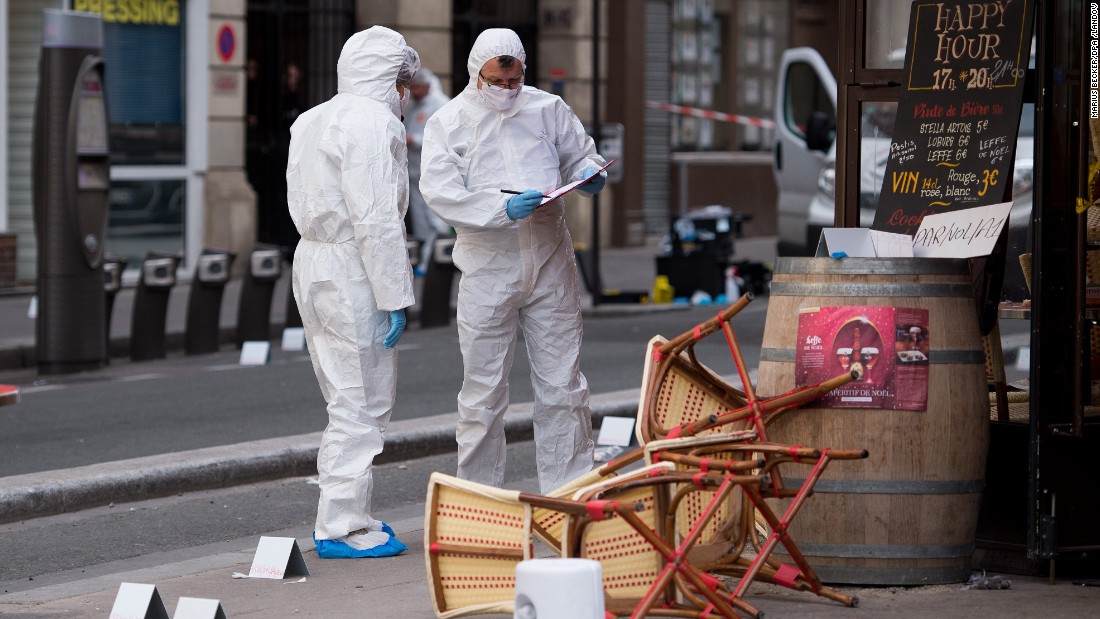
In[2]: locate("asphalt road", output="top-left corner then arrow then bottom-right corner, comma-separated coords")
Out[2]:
0,302 -> 769,477
0,441 -> 540,587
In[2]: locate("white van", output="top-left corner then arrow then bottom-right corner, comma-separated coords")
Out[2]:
772,47 -> 1034,299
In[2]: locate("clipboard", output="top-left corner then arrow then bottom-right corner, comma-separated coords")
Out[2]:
540,159 -> 617,205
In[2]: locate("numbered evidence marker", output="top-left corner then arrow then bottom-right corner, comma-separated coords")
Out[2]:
239,340 -> 271,366
173,597 -> 227,619
1016,346 -> 1031,372
596,416 -> 636,447
247,536 -> 310,579
281,327 -> 306,351
108,582 -> 170,619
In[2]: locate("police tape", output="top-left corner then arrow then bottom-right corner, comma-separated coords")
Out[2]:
646,101 -> 776,129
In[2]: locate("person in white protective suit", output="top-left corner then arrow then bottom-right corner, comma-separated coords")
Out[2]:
420,28 -> 608,493
286,25 -> 419,559
402,68 -> 452,273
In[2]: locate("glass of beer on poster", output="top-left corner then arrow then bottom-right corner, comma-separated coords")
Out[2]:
861,347 -> 880,382
837,347 -> 853,372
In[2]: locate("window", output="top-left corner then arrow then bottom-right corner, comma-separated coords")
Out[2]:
72,0 -> 187,266
783,62 -> 834,142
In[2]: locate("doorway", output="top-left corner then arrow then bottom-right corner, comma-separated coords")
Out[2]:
245,0 -> 353,250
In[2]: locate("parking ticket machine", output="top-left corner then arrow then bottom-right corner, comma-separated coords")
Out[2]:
33,10 -> 110,374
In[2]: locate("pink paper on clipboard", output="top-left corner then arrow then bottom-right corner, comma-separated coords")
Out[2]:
540,159 -> 617,205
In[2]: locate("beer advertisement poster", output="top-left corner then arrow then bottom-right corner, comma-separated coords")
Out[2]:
795,306 -> 930,411
871,0 -> 1035,235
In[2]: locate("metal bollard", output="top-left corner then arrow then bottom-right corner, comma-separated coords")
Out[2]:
101,255 -> 127,363
236,245 -> 283,346
185,249 -> 236,355
419,236 -> 457,328
130,251 -> 180,361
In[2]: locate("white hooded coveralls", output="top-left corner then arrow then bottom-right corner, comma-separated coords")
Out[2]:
286,26 -> 415,541
420,28 -> 604,493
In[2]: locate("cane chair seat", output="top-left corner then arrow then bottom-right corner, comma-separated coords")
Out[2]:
424,474 -> 533,618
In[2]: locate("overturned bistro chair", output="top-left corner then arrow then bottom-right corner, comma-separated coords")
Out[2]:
553,294 -> 865,615
559,462 -> 766,619
425,296 -> 866,617
642,434 -> 867,613
534,294 -> 855,553
632,294 -> 868,612
426,465 -> 686,618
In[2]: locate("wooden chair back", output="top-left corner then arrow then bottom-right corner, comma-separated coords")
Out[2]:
424,473 -> 533,618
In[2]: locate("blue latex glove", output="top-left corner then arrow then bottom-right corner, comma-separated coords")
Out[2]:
384,309 -> 406,349
505,190 -> 544,220
577,167 -> 606,195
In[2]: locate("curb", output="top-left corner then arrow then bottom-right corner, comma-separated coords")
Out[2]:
0,390 -> 640,524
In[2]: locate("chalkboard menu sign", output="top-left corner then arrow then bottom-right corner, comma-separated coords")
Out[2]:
871,0 -> 1035,235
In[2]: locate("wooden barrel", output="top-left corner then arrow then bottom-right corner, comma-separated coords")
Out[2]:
758,257 -> 988,585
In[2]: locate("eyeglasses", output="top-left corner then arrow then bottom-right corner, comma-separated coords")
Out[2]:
478,71 -> 524,89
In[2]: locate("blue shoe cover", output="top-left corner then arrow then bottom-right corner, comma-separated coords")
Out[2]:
314,524 -> 408,559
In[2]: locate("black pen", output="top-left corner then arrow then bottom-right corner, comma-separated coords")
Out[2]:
501,189 -> 550,198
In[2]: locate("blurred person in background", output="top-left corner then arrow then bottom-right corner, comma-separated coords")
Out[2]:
403,68 -> 452,273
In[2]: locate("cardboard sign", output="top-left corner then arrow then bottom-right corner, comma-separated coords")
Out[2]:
239,341 -> 271,366
872,0 -> 1035,235
912,201 -> 1012,257
173,597 -> 227,619
247,536 -> 310,579
819,228 -> 914,258
796,306 -> 929,411
109,582 -> 170,619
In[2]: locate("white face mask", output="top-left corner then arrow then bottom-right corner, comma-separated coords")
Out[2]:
479,83 -> 521,111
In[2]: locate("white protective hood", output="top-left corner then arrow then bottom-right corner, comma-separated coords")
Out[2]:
337,25 -> 408,116
463,28 -> 528,104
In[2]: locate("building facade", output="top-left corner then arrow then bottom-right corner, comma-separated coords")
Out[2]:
1,0 -> 837,282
